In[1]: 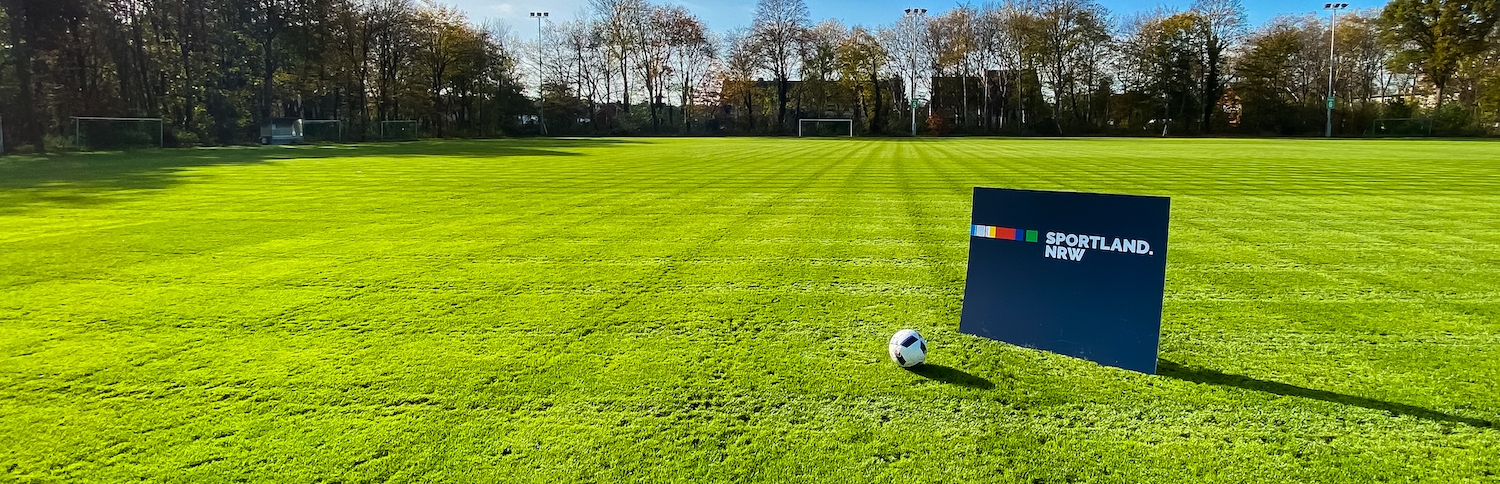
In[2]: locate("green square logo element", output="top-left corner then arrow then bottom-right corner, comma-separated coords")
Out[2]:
1025,230 -> 1038,242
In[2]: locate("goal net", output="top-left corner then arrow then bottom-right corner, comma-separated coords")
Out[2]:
380,120 -> 419,141
798,118 -> 854,137
1368,118 -> 1433,137
72,117 -> 164,150
303,120 -> 343,142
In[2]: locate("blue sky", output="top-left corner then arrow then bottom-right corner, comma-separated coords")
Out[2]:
450,0 -> 1379,39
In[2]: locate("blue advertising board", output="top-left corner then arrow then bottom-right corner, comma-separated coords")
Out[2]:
959,187 -> 1170,373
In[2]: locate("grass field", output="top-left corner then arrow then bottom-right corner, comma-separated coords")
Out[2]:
2,137 -> 1498,482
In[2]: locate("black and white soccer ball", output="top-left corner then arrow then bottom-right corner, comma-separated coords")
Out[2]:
888,329 -> 927,368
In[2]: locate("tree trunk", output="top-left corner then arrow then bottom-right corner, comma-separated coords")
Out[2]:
681,76 -> 691,133
619,53 -> 630,112
870,72 -> 883,134
5,4 -> 45,153
133,19 -> 151,115
180,2 -> 196,134
261,3 -> 278,124
777,77 -> 788,133
743,87 -> 753,132
1202,41 -> 1219,134
646,74 -> 658,132
962,71 -> 969,130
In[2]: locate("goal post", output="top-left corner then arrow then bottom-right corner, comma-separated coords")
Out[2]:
799,118 -> 854,138
379,120 -> 419,141
1368,118 -> 1433,137
71,116 -> 164,150
302,119 -> 344,142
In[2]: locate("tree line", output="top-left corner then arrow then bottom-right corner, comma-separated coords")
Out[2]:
1,0 -> 1497,152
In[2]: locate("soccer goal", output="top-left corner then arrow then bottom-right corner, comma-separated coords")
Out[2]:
1368,118 -> 1433,137
380,120 -> 419,141
798,118 -> 854,137
71,116 -> 164,150
303,119 -> 343,142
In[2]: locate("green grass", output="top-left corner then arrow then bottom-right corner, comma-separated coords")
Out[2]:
1,137 -> 1498,482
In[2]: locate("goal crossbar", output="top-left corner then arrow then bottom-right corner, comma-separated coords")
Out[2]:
1368,117 -> 1433,136
379,120 -> 418,140
72,116 -> 163,121
303,119 -> 343,141
71,116 -> 164,149
798,118 -> 854,137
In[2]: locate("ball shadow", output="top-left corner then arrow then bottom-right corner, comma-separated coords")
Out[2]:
909,364 -> 995,389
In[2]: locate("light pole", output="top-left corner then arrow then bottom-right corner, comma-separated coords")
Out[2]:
903,8 -> 926,137
1324,3 -> 1347,138
530,11 -> 550,136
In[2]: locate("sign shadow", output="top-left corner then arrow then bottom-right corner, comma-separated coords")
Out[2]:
1158,360 -> 1492,429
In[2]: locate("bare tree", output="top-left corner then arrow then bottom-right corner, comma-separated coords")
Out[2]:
837,26 -> 890,133
1118,9 -> 1204,136
1337,11 -> 1402,110
1191,0 -> 1247,132
751,0 -> 810,132
721,28 -> 762,131
801,20 -> 846,120
929,6 -> 979,128
414,2 -> 478,136
881,11 -> 931,134
591,0 -> 647,111
637,5 -> 693,131
555,19 -> 607,130
1019,0 -> 1111,134
664,9 -> 715,132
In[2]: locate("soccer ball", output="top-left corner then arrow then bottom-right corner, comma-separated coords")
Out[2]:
888,329 -> 927,368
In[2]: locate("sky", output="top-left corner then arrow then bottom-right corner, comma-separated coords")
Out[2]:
449,0 -> 1382,40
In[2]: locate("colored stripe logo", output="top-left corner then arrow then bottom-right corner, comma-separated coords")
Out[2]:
971,225 -> 1038,243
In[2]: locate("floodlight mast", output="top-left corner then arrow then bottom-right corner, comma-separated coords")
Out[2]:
1324,3 -> 1348,138
531,12 -> 550,136
904,8 -> 927,137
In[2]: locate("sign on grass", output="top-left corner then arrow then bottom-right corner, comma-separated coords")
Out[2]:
959,187 -> 1170,373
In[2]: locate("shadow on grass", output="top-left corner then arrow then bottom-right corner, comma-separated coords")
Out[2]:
909,364 -> 995,389
0,138 -> 641,213
1158,360 -> 1493,429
